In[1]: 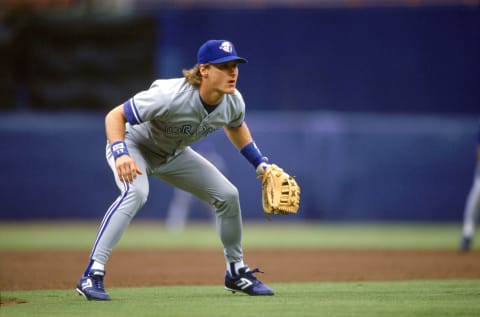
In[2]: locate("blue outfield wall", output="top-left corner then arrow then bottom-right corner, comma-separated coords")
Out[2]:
0,111 -> 477,222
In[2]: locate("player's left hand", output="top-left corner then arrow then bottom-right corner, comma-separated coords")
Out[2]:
256,162 -> 270,176
260,164 -> 300,216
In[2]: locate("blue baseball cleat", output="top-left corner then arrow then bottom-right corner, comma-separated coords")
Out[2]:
225,267 -> 275,296
76,269 -> 111,301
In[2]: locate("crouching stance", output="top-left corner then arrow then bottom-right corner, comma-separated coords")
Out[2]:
76,40 -> 275,300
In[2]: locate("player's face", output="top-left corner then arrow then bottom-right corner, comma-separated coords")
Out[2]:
207,61 -> 240,94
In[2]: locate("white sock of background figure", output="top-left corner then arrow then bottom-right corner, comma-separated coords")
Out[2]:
165,189 -> 193,232
462,175 -> 480,238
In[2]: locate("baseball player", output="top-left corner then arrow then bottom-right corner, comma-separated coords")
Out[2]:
76,39 -> 274,300
460,125 -> 480,251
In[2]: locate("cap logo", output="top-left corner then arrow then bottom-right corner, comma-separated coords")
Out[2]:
219,41 -> 233,53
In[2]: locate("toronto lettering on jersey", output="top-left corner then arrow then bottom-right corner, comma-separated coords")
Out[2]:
165,124 -> 217,137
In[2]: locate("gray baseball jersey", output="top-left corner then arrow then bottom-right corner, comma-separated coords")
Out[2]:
123,78 -> 245,166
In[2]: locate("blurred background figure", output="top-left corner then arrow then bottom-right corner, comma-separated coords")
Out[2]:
165,141 -> 228,234
460,126 -> 480,252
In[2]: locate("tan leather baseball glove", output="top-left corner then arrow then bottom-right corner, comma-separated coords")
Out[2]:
260,164 -> 300,216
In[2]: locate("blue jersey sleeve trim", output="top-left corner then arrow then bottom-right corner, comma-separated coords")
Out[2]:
124,98 -> 141,125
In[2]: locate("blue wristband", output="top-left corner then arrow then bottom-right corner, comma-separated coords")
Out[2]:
111,141 -> 129,160
240,141 -> 265,168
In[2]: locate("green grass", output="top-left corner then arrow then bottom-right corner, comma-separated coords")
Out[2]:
0,221 -> 473,250
2,280 -> 480,317
1,221 -> 478,317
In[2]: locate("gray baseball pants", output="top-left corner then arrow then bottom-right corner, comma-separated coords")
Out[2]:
89,141 -> 243,266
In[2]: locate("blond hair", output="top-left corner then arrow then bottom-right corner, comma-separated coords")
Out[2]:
182,64 -> 203,87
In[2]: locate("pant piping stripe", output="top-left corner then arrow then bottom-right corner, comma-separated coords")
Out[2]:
89,182 -> 130,259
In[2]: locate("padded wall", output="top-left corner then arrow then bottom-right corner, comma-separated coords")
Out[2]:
0,112 -> 476,221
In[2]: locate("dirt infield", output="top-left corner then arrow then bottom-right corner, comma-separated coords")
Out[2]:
1,249 -> 480,291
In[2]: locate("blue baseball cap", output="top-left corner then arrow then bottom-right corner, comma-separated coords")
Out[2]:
197,40 -> 248,64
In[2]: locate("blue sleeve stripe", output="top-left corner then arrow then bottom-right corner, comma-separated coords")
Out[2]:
124,98 -> 141,125
131,98 -> 142,123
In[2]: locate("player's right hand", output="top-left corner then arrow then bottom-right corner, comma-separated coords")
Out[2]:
115,155 -> 143,184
